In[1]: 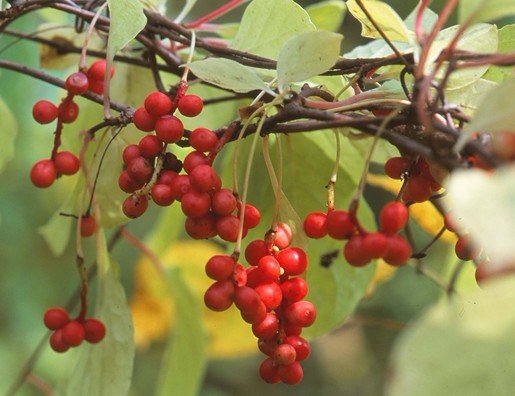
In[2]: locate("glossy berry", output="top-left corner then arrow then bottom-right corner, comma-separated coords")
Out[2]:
384,156 -> 411,179
54,151 -> 80,175
283,335 -> 311,361
245,239 -> 269,266
122,144 -> 142,165
133,106 -> 156,132
274,221 -> 292,249
178,94 -> 203,117
184,214 -> 217,239
284,300 -> 316,328
138,135 -> 162,158
32,100 -> 58,124
49,329 -> 69,353
190,164 -> 221,193
204,280 -> 235,311
83,318 -> 106,343
205,255 -> 235,281
155,115 -> 184,143
277,247 -> 308,276
169,174 -> 192,201
127,156 -> 153,183
118,170 -> 144,193
278,361 -> 303,385
59,100 -> 80,123
380,201 -> 409,235
239,203 -> 261,230
43,307 -> 70,330
402,176 -> 432,203
216,214 -> 242,242
87,59 -> 114,82
259,358 -> 280,384
455,234 -> 479,261
234,286 -> 262,314
254,282 -> 283,310
383,234 -> 412,266
144,91 -> 172,116
252,312 -> 279,339
65,72 -> 89,95
303,211 -> 327,239
343,234 -> 372,267
190,127 -> 218,152
274,343 -> 297,366
326,209 -> 355,240
61,320 -> 85,347
362,231 -> 389,259
122,194 -> 149,218
280,277 -> 308,302
211,188 -> 237,216
181,190 -> 211,218
30,159 -> 57,188
151,183 -> 174,206
257,255 -> 282,280
183,150 -> 209,174
80,214 -> 97,237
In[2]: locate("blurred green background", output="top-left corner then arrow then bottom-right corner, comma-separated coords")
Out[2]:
0,1 -> 460,395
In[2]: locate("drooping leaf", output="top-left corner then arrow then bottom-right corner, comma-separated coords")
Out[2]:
306,0 -> 347,32
62,231 -> 134,396
277,31 -> 343,91
156,267 -> 207,396
231,0 -> 315,59
386,275 -> 515,396
106,0 -> 147,59
0,97 -> 17,174
458,0 -> 515,23
346,0 -> 411,42
187,58 -> 273,94
446,166 -> 515,266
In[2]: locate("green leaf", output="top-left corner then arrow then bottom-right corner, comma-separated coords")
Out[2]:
156,267 -> 207,396
446,78 -> 497,115
446,166 -> 515,265
62,231 -> 134,395
231,0 -> 315,59
484,25 -> 515,83
107,0 -> 147,58
387,275 -> 515,396
306,0 -> 347,32
277,31 -> 343,91
459,0 -> 515,23
0,97 -> 17,174
346,0 -> 411,42
187,58 -> 273,94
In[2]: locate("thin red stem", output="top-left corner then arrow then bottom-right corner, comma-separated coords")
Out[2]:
184,0 -> 246,29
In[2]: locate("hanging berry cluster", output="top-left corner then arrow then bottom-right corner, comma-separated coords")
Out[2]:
43,307 -> 106,353
203,223 -> 316,385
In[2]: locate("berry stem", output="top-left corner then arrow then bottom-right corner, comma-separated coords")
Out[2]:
120,228 -> 167,276
50,94 -> 74,160
184,0 -> 247,28
79,1 -> 108,71
326,130 -> 341,212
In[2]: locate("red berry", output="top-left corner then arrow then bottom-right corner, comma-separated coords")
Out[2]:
156,170 -> 178,186
216,214 -> 242,242
87,59 -> 114,81
326,209 -> 355,240
122,194 -> 149,218
133,106 -> 157,132
241,300 -> 267,324
181,190 -> 211,218
54,151 -> 80,175
383,234 -> 412,266
83,318 -> 106,343
151,183 -> 174,206
303,211 -> 327,239
234,286 -> 262,314
30,159 -> 57,188
257,255 -> 282,280
380,201 -> 409,235
259,357 -> 281,384
49,329 -> 70,353
189,164 -> 221,193
402,176 -> 433,203
232,263 -> 248,287
178,94 -> 204,117
274,343 -> 297,366
144,91 -> 172,116
278,361 -> 303,385
362,231 -> 389,259
118,170 -> 144,193
205,255 -> 235,281
455,234 -> 479,261
59,100 -> 79,123
65,72 -> 89,95
169,174 -> 192,201
384,156 -> 411,179
155,115 -> 184,143
211,188 -> 237,216
184,214 -> 217,239
204,280 -> 235,311
258,337 -> 279,356
43,307 -> 70,330
280,277 -> 308,302
245,239 -> 269,266
122,144 -> 142,165
189,127 -> 218,152
277,247 -> 308,276
183,150 -> 209,174
252,312 -> 279,339
138,135 -> 163,158
239,203 -> 261,230
274,221 -> 292,249
32,100 -> 58,124
283,335 -> 311,361
284,300 -> 316,328
88,79 -> 104,95
126,156 -> 153,183
80,214 -> 97,237
246,266 -> 267,289
343,234 -> 372,266
61,320 -> 85,347
254,281 -> 283,310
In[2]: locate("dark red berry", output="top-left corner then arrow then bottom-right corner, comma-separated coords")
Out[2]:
54,151 -> 80,175
252,312 -> 279,339
61,320 -> 85,347
205,255 -> 235,281
133,106 -> 156,132
183,150 -> 209,174
59,100 -> 79,123
184,214 -> 217,239
189,127 -> 218,152
65,72 -> 89,95
122,144 -> 142,165
118,170 -> 144,193
362,231 -> 389,259
326,209 -> 355,240
169,174 -> 192,201
43,307 -> 70,330
151,183 -> 174,206
283,335 -> 311,361
239,203 -> 261,230
138,135 -> 163,158
178,94 -> 203,117
126,157 -> 153,183
216,214 -> 242,242
245,239 -> 269,266
32,100 -> 58,124
181,190 -> 211,218
122,194 -> 149,218
144,91 -> 172,116
190,164 -> 221,193
383,234 -> 412,266
343,234 -> 372,266
455,234 -> 479,261
234,286 -> 262,314
80,214 -> 97,237
83,318 -> 106,343
155,115 -> 184,143
49,329 -> 70,353
259,357 -> 280,384
278,361 -> 303,384
384,156 -> 411,179
30,159 -> 56,188
204,280 -> 235,311
211,188 -> 237,216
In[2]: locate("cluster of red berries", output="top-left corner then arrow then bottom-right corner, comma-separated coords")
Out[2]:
203,223 -> 316,385
303,201 -> 412,267
384,156 -> 441,203
30,60 -> 114,189
43,307 -> 106,353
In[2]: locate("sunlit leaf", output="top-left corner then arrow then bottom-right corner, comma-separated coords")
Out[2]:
156,267 -> 206,396
231,0 -> 315,59
484,25 -> 515,83
445,78 -> 497,116
346,0 -> 411,42
387,275 -> 515,396
0,97 -> 17,174
187,58 -> 273,94
459,0 -> 515,23
107,0 -> 147,59
277,31 -> 343,91
447,166 -> 515,266
306,0 -> 347,32
63,231 -> 134,395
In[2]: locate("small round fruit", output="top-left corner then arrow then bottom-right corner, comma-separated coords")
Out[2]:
30,159 -> 57,188
87,59 -> 114,81
144,91 -> 172,116
54,151 -> 80,175
61,320 -> 86,347
65,72 -> 89,95
303,211 -> 327,239
178,94 -> 203,117
32,100 -> 58,124
189,127 -> 218,152
122,194 -> 149,219
83,318 -> 106,343
80,214 -> 97,237
43,307 -> 70,330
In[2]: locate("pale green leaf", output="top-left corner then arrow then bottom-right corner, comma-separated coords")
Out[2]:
107,0 -> 147,58
231,0 -> 315,59
346,0 -> 411,42
156,268 -> 207,396
277,31 -> 343,91
63,231 -> 134,395
459,0 -> 515,23
187,58 -> 273,94
306,0 -> 347,32
387,275 -> 515,396
484,25 -> 515,83
0,97 -> 17,174
446,166 -> 515,265
446,78 -> 496,115
404,5 -> 438,31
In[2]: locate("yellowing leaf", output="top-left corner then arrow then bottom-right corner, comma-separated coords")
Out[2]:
366,173 -> 456,243
130,240 -> 256,357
